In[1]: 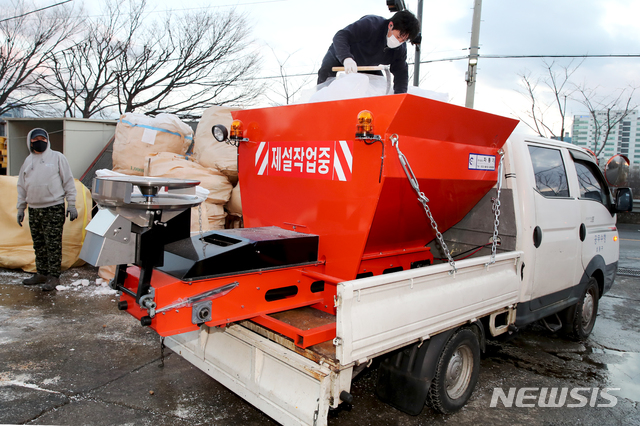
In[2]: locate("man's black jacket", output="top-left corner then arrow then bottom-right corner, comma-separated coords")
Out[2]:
318,15 -> 409,94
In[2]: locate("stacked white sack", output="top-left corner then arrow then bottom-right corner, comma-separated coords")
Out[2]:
194,106 -> 243,226
144,152 -> 231,231
112,113 -> 193,175
225,182 -> 242,228
193,106 -> 240,184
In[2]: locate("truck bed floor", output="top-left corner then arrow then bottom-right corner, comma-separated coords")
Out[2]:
240,306 -> 339,367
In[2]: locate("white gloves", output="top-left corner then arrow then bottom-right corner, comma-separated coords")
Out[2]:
343,57 -> 357,74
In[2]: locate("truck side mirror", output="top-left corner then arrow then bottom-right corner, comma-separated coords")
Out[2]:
604,154 -> 630,187
613,187 -> 633,213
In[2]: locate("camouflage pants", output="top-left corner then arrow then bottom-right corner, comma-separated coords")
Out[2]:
28,204 -> 65,278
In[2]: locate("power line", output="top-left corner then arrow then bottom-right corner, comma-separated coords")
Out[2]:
243,72 -> 315,81
250,54 -> 640,81
84,0 -> 287,19
0,0 -> 73,23
158,0 -> 287,11
419,53 -> 640,64
248,53 -> 640,81
485,54 -> 640,59
1,0 -> 287,21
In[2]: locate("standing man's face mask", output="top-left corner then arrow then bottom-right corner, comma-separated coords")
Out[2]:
31,139 -> 47,153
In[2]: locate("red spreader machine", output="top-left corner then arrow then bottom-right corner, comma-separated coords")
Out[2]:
80,94 -> 518,349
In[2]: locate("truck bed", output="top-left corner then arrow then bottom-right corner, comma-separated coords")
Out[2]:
165,250 -> 524,426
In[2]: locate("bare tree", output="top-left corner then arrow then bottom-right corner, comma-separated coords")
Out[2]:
38,0 -> 144,118
516,60 -> 583,140
575,85 -> 637,158
29,1 -> 262,119
0,0 -> 80,116
114,7 -> 263,119
517,71 -> 548,137
263,47 -> 314,106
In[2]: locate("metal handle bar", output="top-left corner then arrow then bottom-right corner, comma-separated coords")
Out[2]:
331,65 -> 389,72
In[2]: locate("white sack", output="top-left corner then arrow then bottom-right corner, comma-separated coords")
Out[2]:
112,113 -> 193,175
193,106 -> 240,181
298,73 -> 450,104
225,182 -> 242,217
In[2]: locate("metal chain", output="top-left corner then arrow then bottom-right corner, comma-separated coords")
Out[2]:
390,134 -> 457,273
489,150 -> 505,265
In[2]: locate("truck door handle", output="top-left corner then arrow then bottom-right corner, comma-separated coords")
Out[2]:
533,226 -> 542,248
579,223 -> 586,241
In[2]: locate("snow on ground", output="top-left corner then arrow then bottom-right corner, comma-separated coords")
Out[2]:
0,372 -> 64,395
0,268 -> 118,297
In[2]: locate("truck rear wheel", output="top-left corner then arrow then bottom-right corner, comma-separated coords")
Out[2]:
565,277 -> 600,341
427,328 -> 480,414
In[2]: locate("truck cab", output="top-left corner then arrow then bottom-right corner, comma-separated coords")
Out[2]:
506,135 -> 629,337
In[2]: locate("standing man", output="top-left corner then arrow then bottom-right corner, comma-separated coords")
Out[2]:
17,128 -> 77,291
317,10 -> 420,94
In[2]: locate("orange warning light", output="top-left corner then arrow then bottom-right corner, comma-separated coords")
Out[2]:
356,110 -> 374,138
230,120 -> 244,140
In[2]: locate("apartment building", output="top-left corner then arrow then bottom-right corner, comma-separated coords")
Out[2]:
571,110 -> 639,164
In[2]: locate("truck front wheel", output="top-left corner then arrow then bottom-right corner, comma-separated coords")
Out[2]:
427,328 -> 480,414
565,277 -> 600,341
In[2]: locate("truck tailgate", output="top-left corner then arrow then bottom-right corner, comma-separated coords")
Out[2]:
165,324 -> 348,426
336,251 -> 523,365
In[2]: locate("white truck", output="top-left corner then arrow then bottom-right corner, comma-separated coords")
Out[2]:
81,94 -> 633,425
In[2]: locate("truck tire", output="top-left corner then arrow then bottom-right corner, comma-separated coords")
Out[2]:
427,328 -> 480,414
565,277 -> 600,341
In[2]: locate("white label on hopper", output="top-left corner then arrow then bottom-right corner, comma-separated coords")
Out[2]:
468,153 -> 496,171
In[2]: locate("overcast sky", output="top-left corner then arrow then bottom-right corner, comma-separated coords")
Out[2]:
224,0 -> 639,135
105,0 -> 640,134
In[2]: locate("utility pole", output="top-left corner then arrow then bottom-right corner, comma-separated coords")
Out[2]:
465,0 -> 482,108
413,0 -> 423,87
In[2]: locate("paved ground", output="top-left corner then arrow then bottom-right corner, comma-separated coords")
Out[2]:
618,223 -> 640,269
1,225 -> 639,425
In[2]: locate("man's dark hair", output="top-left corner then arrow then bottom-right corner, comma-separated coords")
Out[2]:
390,10 -> 420,43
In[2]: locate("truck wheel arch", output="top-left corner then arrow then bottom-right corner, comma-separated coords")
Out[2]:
591,269 -> 605,299
581,254 -> 609,298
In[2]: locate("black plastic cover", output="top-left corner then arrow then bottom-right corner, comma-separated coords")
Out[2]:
157,227 -> 319,280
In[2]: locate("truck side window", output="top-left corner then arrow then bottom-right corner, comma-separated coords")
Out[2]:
574,161 -> 607,204
527,145 -> 569,198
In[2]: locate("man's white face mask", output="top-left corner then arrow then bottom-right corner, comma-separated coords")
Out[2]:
387,34 -> 402,49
